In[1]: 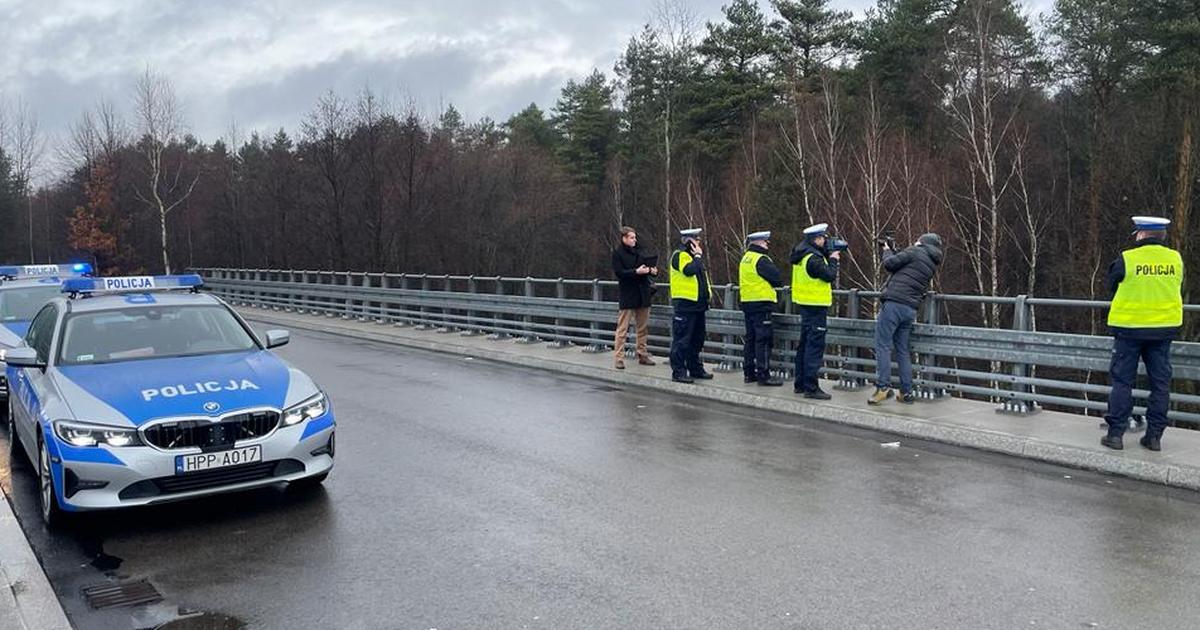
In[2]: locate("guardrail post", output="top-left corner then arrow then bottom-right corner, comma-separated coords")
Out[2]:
548,278 -> 571,348
435,276 -> 455,333
460,276 -> 482,336
999,295 -> 1038,415
581,279 -> 605,353
413,274 -> 434,330
715,284 -> 738,372
515,277 -> 539,344
392,274 -> 411,327
488,277 -> 511,340
917,293 -> 946,399
357,273 -> 370,321
836,289 -> 866,390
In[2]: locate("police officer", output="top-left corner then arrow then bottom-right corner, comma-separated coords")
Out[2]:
669,228 -> 714,384
790,223 -> 840,399
1101,216 -> 1184,452
739,231 -> 785,386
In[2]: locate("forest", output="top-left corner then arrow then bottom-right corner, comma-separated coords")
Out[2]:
1,0 -> 1197,333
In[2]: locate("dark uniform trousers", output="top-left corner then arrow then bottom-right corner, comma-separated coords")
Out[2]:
793,306 -> 828,392
742,309 -> 774,381
1105,337 -> 1173,439
669,311 -> 706,377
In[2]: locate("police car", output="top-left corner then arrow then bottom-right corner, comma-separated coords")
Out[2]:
4,274 -> 335,525
0,264 -> 94,401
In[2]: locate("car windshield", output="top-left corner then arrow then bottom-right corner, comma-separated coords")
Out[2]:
0,286 -> 62,322
58,305 -> 258,365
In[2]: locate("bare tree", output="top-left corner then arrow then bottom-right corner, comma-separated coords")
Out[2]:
132,68 -> 198,273
843,85 -> 897,289
301,90 -> 354,268
938,0 -> 1031,326
652,0 -> 698,256
6,97 -> 47,261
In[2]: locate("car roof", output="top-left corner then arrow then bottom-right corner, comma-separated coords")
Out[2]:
55,291 -> 226,314
0,277 -> 69,291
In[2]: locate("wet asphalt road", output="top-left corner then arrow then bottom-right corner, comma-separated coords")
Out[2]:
3,326 -> 1200,629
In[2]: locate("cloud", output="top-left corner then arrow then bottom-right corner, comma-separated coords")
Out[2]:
2,0 -> 1053,166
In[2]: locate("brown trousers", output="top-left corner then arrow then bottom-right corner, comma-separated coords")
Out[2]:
615,307 -> 651,360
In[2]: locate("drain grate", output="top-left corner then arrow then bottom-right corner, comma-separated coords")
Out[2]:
83,579 -> 164,609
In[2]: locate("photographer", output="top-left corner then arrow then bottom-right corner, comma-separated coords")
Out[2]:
790,223 -> 840,399
869,233 -> 943,405
611,226 -> 658,370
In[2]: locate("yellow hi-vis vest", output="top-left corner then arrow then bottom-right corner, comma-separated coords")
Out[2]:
739,251 -> 776,303
1108,244 -> 1184,328
670,250 -> 712,302
791,253 -> 833,306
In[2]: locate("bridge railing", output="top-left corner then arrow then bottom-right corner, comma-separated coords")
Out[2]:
194,268 -> 1200,425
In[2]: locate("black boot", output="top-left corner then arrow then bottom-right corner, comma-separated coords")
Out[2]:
690,371 -> 714,380
804,388 -> 832,400
1100,435 -> 1124,451
757,377 -> 783,387
672,373 -> 695,384
1139,435 -> 1162,452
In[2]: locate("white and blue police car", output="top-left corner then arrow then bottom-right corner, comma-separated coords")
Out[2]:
1,264 -> 94,401
4,274 -> 335,525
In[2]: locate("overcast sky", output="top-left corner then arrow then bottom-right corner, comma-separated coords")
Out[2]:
2,0 -> 1053,168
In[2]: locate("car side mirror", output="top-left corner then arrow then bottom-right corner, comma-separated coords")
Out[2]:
265,329 -> 290,349
4,347 -> 45,369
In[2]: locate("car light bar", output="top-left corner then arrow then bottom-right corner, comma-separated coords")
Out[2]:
62,274 -> 204,296
0,263 -> 93,280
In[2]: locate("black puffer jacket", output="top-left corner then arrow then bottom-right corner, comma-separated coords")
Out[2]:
880,238 -> 943,309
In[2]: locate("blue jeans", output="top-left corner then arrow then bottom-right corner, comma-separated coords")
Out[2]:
874,301 -> 916,392
1104,336 -> 1173,440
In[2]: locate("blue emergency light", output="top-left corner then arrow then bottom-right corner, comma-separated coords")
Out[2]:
0,262 -> 93,280
62,274 -> 204,296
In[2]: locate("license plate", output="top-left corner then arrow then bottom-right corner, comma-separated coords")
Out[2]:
175,445 -> 263,474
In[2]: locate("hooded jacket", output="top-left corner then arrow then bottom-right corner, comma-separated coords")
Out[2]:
880,236 -> 943,309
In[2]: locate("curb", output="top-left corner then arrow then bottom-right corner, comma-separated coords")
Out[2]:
244,310 -> 1200,493
0,490 -> 72,630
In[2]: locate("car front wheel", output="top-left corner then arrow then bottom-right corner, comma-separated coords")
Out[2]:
38,439 -> 64,527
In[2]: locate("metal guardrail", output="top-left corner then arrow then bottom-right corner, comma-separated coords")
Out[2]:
195,268 -> 1200,425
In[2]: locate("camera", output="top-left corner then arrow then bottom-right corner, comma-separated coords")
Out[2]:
875,231 -> 896,250
826,237 -> 850,253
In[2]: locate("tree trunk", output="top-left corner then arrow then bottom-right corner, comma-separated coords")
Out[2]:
160,208 -> 172,274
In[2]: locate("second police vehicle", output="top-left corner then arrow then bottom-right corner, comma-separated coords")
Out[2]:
1,264 -> 94,402
5,274 -> 335,525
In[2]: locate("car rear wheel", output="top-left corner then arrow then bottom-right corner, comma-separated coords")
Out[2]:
38,439 -> 65,527
6,400 -> 25,469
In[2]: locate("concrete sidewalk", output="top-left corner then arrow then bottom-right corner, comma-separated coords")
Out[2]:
0,492 -> 72,630
243,307 -> 1200,492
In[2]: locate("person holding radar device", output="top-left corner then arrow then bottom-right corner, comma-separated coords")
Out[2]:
4,273 -> 336,527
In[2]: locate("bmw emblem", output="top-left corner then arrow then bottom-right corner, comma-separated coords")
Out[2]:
203,401 -> 221,414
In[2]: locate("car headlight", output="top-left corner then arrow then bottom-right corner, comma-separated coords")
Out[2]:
54,421 -> 143,448
282,393 -> 327,426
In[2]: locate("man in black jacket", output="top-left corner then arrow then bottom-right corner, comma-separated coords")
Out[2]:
611,226 -> 658,369
870,233 -> 943,405
790,223 -> 840,398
